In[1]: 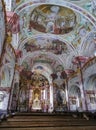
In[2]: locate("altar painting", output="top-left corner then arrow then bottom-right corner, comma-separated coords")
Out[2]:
29,85 -> 50,112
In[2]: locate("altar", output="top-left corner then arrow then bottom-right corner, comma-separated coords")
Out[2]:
29,84 -> 53,113
32,93 -> 41,110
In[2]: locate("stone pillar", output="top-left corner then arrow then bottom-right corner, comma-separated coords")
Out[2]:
7,69 -> 20,112
49,83 -> 53,112
80,83 -> 86,111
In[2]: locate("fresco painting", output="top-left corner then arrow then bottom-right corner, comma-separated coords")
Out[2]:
29,5 -> 76,34
23,37 -> 68,55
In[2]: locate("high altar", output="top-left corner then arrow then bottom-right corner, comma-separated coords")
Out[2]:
32,92 -> 41,110
29,86 -> 53,112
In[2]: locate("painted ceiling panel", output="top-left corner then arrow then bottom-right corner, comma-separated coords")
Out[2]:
21,52 -> 64,71
20,36 -> 70,55
29,4 -> 76,34
16,1 -> 95,47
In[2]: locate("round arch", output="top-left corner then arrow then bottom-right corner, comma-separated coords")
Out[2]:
69,85 -> 81,111
84,74 -> 96,112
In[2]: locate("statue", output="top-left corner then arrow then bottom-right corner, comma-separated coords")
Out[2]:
56,89 -> 65,106
32,93 -> 41,110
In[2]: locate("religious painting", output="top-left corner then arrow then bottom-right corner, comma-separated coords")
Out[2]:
31,88 -> 41,110
29,4 -> 76,34
29,85 -> 50,112
23,36 -> 68,55
21,53 -> 62,74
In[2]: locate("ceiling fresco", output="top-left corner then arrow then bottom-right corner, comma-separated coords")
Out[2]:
32,63 -> 53,74
15,0 -> 96,21
4,0 -> 95,75
21,52 -> 64,72
15,1 -> 95,49
29,4 -> 76,34
15,0 -> 95,15
74,0 -> 96,17
19,36 -> 70,55
1,0 -> 96,88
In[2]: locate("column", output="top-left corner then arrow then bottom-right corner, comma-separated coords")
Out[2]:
49,83 -> 53,112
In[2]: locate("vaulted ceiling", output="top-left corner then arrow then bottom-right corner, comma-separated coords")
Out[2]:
2,0 -> 96,80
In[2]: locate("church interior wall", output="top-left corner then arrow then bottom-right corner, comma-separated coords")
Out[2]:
0,0 -> 96,114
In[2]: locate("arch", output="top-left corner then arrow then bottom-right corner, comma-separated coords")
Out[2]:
69,85 -> 81,97
19,51 -> 65,69
14,0 -> 96,27
84,73 -> 96,90
69,85 -> 81,111
18,34 -> 75,51
79,31 -> 96,57
84,74 -> 96,112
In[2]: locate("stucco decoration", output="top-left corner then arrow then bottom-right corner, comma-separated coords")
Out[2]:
21,53 -> 63,72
